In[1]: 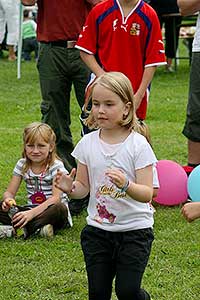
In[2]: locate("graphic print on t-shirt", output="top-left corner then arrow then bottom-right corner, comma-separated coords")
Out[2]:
93,170 -> 126,224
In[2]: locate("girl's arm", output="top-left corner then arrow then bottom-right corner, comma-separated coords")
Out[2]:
129,165 -> 154,202
80,51 -> 105,77
2,175 -> 22,211
55,162 -> 90,199
134,66 -> 156,111
106,165 -> 153,203
12,177 -> 62,228
177,0 -> 200,16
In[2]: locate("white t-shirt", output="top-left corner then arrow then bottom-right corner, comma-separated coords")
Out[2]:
193,13 -> 200,52
72,130 -> 157,232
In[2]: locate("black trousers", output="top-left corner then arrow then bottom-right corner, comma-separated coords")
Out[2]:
81,225 -> 154,300
159,15 -> 182,59
182,52 -> 200,142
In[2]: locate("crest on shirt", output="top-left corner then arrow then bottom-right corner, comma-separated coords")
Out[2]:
130,23 -> 140,35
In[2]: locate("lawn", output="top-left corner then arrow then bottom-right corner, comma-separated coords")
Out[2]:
0,50 -> 199,300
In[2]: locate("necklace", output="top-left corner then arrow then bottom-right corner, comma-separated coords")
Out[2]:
28,167 -> 48,205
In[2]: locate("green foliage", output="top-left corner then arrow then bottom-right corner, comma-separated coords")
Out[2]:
0,53 -> 199,300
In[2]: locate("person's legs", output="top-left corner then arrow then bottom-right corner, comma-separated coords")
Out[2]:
7,45 -> 16,61
81,225 -> 115,300
115,228 -> 154,300
25,202 -> 68,237
72,49 -> 93,137
0,1 -> 6,45
71,49 -> 90,109
33,38 -> 38,60
116,270 -> 150,300
188,140 -> 200,165
86,263 -> 115,300
37,43 -> 76,171
81,226 -> 154,300
4,0 -> 18,60
23,38 -> 31,61
183,52 -> 200,166
0,202 -> 68,238
164,16 -> 182,70
65,48 -> 91,212
28,38 -> 38,60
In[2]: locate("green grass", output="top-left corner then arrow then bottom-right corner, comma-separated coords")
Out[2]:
0,50 -> 199,300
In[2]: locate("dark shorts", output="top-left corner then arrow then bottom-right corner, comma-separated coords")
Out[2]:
182,52 -> 200,142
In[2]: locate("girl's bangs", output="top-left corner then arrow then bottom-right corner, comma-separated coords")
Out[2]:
25,128 -> 48,144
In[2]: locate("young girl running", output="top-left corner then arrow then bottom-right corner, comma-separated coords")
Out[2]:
0,122 -> 72,239
56,72 -> 157,300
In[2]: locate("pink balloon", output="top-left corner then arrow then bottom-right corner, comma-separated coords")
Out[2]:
155,160 -> 188,206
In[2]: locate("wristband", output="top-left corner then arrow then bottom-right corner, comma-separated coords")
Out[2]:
121,175 -> 130,193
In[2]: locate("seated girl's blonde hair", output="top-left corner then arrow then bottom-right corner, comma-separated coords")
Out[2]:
22,122 -> 58,174
85,71 -> 138,130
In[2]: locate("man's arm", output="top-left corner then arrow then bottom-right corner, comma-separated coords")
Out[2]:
177,0 -> 200,16
21,0 -> 36,6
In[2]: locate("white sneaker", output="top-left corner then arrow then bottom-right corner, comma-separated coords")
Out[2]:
0,225 -> 15,238
40,224 -> 54,238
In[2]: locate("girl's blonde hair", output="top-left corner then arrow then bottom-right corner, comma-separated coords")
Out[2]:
85,71 -> 138,130
134,119 -> 152,146
22,122 -> 58,173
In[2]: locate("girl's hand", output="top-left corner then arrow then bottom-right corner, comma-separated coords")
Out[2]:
12,210 -> 34,228
55,168 -> 76,194
2,198 -> 16,212
105,168 -> 127,189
